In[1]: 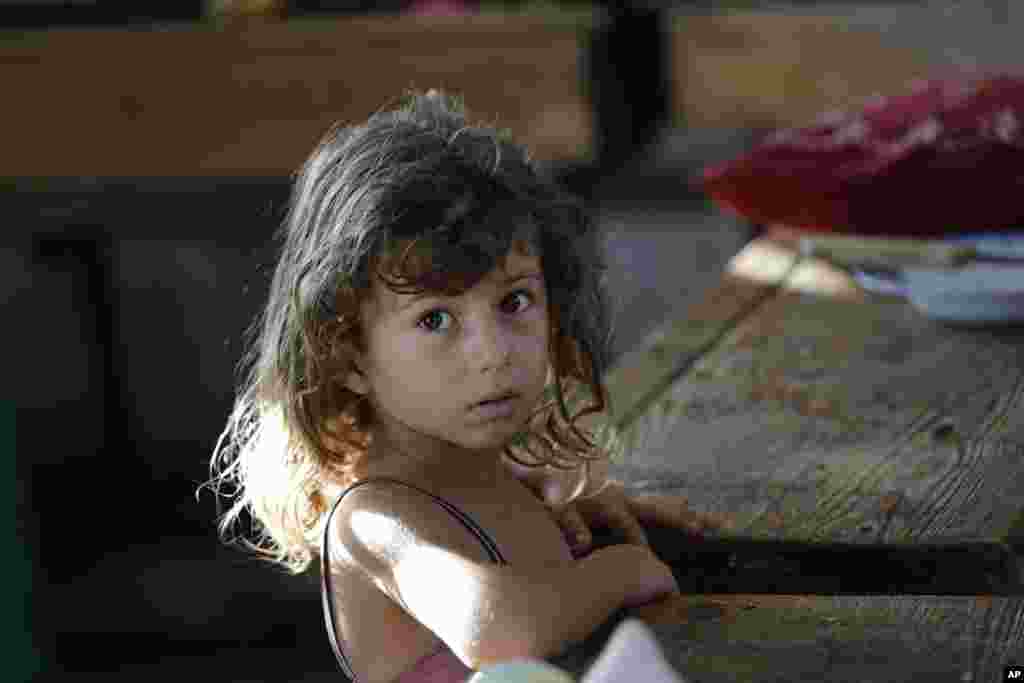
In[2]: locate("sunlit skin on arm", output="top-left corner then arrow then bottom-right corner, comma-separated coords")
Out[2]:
340,487 -> 677,670
392,543 -> 537,664
343,496 -> 525,667
390,539 -> 680,668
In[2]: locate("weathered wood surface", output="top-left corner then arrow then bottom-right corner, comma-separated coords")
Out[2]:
637,594 -> 1023,682
602,237 -> 1024,549
550,594 -> 1024,682
549,235 -> 1024,680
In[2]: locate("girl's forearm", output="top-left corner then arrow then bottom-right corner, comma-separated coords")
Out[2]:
472,544 -> 667,666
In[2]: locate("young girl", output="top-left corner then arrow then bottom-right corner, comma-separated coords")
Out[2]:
204,90 -> 718,683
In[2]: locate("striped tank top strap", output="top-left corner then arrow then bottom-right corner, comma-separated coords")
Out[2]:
321,477 -> 507,682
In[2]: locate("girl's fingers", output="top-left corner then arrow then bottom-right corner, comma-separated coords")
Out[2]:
559,504 -> 592,550
623,516 -> 650,547
633,494 -> 725,532
608,503 -> 649,547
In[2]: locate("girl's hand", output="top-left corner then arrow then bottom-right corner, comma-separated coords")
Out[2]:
555,481 -> 728,556
501,456 -> 727,555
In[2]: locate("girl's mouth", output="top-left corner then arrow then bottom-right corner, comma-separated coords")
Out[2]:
470,394 -> 519,420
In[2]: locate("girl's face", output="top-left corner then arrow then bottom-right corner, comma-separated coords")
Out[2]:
343,240 -> 551,477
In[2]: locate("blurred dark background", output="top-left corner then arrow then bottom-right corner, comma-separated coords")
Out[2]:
6,0 -> 1018,680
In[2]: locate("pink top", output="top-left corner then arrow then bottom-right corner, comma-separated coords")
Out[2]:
394,644 -> 474,683
321,477 -> 573,683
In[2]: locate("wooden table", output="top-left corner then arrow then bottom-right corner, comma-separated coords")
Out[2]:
553,235 -> 1024,681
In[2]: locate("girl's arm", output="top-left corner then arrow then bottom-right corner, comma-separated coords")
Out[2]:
503,454 -> 726,554
332,484 -> 678,669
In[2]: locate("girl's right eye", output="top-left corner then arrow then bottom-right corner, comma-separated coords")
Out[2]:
418,309 -> 452,333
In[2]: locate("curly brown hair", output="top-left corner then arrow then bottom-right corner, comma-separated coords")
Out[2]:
202,89 -> 621,575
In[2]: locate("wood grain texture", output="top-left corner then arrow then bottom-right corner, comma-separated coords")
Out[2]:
608,238 -> 1024,547
589,240 -> 803,464
633,594 -> 1024,683
550,594 -> 1023,682
550,237 -> 1024,681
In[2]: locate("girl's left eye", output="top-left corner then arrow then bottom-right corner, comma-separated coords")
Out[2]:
501,289 -> 535,314
417,289 -> 536,333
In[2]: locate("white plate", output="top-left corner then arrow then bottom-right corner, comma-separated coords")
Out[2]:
903,263 -> 1024,324
853,232 -> 1024,324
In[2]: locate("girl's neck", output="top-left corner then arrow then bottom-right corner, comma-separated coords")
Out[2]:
359,423 -> 509,491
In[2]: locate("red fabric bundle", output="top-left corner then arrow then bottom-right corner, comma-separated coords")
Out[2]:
701,74 -> 1024,237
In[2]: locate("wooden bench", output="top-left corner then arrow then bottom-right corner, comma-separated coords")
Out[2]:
0,14 -> 592,176
0,10 -> 933,177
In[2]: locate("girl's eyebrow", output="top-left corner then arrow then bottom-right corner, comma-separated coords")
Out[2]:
397,272 -> 542,312
504,271 -> 542,284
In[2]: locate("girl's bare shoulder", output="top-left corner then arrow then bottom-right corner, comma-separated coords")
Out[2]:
327,475 -> 500,575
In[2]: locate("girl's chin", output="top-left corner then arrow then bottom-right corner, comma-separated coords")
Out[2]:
456,429 -> 523,454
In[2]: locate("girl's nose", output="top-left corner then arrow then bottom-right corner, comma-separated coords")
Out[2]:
469,319 -> 515,369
